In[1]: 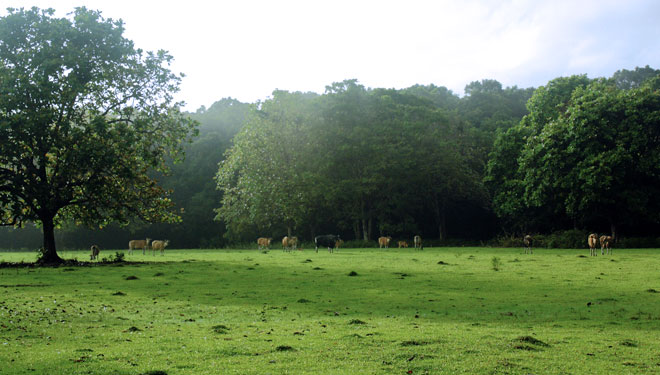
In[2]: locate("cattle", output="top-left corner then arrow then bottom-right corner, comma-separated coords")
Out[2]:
378,236 -> 392,249
398,241 -> 408,248
600,235 -> 613,255
128,238 -> 151,255
257,237 -> 272,250
90,245 -> 100,260
335,239 -> 344,249
414,235 -> 423,250
315,235 -> 340,253
282,236 -> 298,252
151,240 -> 169,255
588,233 -> 598,256
523,235 -> 533,254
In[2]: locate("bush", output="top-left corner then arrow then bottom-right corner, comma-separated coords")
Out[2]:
615,237 -> 660,248
543,230 -> 587,249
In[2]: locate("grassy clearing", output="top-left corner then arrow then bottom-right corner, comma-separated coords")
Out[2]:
1,247 -> 660,374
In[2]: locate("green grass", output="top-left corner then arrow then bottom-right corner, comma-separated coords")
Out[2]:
1,247 -> 660,374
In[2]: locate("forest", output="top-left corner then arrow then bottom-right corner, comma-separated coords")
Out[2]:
1,63 -> 659,250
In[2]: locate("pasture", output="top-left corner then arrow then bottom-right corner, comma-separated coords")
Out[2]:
1,247 -> 660,374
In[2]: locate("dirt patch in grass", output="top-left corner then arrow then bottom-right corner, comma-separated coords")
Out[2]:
112,291 -> 126,296
125,326 -> 141,332
437,261 -> 450,265
348,271 -> 358,276
212,324 -> 230,334
275,345 -> 295,352
125,275 -> 139,280
297,298 -> 311,303
312,267 -> 323,270
513,336 -> 550,350
348,319 -> 366,325
620,339 -> 638,347
154,272 -> 165,277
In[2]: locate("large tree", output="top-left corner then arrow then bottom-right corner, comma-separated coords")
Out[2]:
215,90 -> 321,241
519,78 -> 660,237
484,75 -> 591,232
0,7 -> 197,263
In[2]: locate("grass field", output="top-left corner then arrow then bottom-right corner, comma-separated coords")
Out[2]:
1,247 -> 660,374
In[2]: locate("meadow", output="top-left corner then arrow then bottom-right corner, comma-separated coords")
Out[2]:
1,247 -> 660,374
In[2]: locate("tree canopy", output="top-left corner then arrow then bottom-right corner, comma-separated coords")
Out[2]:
0,7 -> 197,262
486,74 -> 660,237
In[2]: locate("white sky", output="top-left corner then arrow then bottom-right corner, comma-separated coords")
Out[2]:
3,0 -> 660,111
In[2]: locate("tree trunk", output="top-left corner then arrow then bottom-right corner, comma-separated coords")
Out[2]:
38,214 -> 63,265
438,209 -> 447,241
368,217 -> 373,241
362,219 -> 368,241
433,194 -> 447,241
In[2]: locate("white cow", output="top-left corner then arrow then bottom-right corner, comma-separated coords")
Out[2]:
413,235 -> 423,250
128,238 -> 151,255
151,240 -> 169,255
523,235 -> 533,254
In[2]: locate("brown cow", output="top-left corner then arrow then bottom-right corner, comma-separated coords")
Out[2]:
398,241 -> 408,248
257,237 -> 272,250
90,245 -> 100,260
282,236 -> 298,252
335,239 -> 344,250
599,235 -> 613,255
588,233 -> 598,256
378,236 -> 392,249
523,235 -> 533,254
151,240 -> 169,255
414,235 -> 423,250
128,238 -> 151,255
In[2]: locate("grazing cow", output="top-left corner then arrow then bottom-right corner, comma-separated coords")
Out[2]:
378,236 -> 392,249
414,235 -> 423,250
588,233 -> 598,256
335,239 -> 344,249
398,241 -> 409,248
257,237 -> 272,250
90,245 -> 100,260
282,236 -> 298,252
523,235 -> 533,254
600,235 -> 613,255
151,240 -> 169,255
315,234 -> 341,253
128,238 -> 151,255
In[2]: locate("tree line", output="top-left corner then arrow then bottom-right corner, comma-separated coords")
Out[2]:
8,66 -> 658,251
2,9 -> 659,253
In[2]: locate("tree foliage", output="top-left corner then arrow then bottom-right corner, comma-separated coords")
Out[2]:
487,73 -> 660,237
0,7 -> 197,262
215,80 -> 493,242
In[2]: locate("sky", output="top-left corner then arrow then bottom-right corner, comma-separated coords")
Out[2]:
3,0 -> 660,111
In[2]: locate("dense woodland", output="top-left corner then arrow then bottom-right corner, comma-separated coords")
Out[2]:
2,66 -> 659,250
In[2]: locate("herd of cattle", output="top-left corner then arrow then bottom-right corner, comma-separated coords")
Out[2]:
523,233 -> 614,256
89,238 -> 170,260
86,233 -> 616,260
256,234 -> 424,252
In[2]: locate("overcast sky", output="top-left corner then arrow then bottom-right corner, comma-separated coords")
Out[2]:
4,0 -> 660,111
